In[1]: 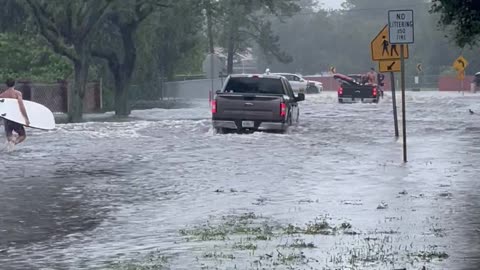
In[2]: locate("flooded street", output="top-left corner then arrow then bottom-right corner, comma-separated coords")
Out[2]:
1,92 -> 480,269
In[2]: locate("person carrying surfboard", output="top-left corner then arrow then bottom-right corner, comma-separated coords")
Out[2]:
0,78 -> 30,145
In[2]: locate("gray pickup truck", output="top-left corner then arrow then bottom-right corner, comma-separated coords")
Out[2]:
212,74 -> 305,134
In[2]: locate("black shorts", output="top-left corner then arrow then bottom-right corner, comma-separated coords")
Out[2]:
4,119 -> 25,137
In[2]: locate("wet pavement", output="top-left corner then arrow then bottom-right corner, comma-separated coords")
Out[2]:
1,92 -> 480,269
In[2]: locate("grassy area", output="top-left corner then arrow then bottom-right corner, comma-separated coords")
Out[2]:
176,212 -> 449,269
104,211 -> 449,269
105,251 -> 169,270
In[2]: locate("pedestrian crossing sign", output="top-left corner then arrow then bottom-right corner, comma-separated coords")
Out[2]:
371,25 -> 409,61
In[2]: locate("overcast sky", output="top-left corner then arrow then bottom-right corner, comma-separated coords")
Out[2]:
319,0 -> 343,10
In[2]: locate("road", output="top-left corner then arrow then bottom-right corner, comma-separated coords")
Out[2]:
1,92 -> 479,269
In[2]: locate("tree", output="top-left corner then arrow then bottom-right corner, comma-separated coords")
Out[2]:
0,33 -> 71,81
216,0 -> 301,74
138,0 -> 205,80
22,0 -> 112,122
92,0 -> 172,117
0,0 -> 28,32
430,0 -> 480,48
203,0 -> 216,54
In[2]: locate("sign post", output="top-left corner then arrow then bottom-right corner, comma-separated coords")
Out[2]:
388,9 -> 414,163
371,24 -> 409,139
390,72 -> 399,137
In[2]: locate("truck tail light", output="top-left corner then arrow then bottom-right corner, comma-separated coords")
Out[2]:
372,87 -> 377,97
338,87 -> 343,95
280,102 -> 287,117
211,100 -> 217,114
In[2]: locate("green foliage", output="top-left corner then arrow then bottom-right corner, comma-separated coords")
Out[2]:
430,0 -> 480,48
134,0 -> 206,81
214,0 -> 301,72
0,33 -> 71,82
0,0 -> 29,32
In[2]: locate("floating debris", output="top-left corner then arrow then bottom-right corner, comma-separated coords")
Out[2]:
377,201 -> 389,210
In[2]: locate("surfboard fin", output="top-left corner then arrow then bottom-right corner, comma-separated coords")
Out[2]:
0,99 -> 4,103
1,113 -> 5,117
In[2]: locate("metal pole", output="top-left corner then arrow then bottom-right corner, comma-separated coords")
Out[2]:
210,53 -> 214,105
390,72 -> 399,137
400,44 -> 407,163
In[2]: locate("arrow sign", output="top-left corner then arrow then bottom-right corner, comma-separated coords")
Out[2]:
379,60 -> 401,72
388,61 -> 396,70
416,63 -> 422,73
453,56 -> 468,71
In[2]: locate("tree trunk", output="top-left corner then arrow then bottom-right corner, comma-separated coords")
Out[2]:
69,56 -> 89,123
226,23 -> 236,74
114,73 -> 130,117
205,0 -> 215,54
112,25 -> 136,117
226,1 -> 238,75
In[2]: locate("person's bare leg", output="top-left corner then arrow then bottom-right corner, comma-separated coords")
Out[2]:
7,135 -> 15,144
6,135 -> 15,151
15,135 -> 26,145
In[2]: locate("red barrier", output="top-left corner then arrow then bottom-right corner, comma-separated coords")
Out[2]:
438,76 -> 474,91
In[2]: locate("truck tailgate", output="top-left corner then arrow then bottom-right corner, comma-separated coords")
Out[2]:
342,85 -> 374,98
214,94 -> 284,121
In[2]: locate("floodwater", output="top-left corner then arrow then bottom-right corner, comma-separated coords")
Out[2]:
1,92 -> 480,269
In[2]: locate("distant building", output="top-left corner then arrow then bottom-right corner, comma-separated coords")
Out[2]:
212,47 -> 258,75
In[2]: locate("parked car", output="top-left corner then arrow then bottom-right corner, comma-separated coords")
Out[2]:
272,72 -> 323,94
211,74 -> 305,134
335,73 -> 381,103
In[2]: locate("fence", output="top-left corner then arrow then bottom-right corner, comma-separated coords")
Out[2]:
405,75 -> 439,90
163,78 -> 223,99
406,75 -> 475,91
3,80 -> 102,113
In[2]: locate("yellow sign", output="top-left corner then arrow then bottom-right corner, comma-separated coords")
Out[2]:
457,70 -> 465,80
379,60 -> 401,72
371,25 -> 409,61
453,56 -> 468,71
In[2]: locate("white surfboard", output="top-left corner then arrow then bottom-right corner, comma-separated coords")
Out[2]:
0,98 -> 55,130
